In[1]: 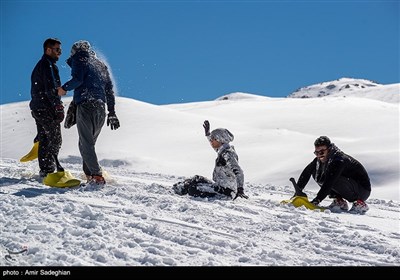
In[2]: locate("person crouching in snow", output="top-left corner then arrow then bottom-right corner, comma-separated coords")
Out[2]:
297,136 -> 371,213
173,120 -> 248,200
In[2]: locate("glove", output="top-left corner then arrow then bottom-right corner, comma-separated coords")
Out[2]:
310,198 -> 321,205
64,101 -> 77,129
107,112 -> 120,130
203,120 -> 210,136
293,190 -> 307,199
54,104 -> 64,123
233,187 -> 249,200
289,177 -> 307,197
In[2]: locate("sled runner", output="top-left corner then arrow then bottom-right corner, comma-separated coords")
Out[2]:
43,171 -> 81,188
20,141 -> 39,162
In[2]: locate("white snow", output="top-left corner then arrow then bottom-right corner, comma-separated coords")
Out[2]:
0,81 -> 399,267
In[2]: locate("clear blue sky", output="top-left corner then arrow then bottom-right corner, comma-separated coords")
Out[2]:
1,0 -> 399,105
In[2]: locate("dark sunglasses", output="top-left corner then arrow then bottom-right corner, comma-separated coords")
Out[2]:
51,47 -> 62,53
314,148 -> 328,156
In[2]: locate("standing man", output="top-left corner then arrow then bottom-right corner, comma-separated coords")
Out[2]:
30,38 -> 65,178
58,40 -> 120,186
296,136 -> 371,213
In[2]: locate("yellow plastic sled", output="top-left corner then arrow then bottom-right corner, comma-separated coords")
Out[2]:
43,171 -> 81,188
20,141 -> 39,162
281,196 -> 326,211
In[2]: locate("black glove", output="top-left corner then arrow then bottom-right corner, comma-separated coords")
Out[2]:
234,187 -> 249,200
107,112 -> 120,130
203,120 -> 210,136
289,177 -> 307,198
64,101 -> 77,129
54,104 -> 64,123
310,198 -> 320,205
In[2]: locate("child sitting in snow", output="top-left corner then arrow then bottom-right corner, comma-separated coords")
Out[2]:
173,120 -> 248,200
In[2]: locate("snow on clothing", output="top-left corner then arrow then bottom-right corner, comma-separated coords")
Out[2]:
76,100 -> 106,176
210,128 -> 234,144
61,48 -> 115,177
29,54 -> 63,174
29,54 -> 63,110
297,143 -> 371,203
174,141 -> 244,199
211,141 -> 244,193
62,50 -> 115,113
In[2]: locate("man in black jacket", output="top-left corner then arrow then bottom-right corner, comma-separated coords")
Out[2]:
30,38 -> 65,178
296,136 -> 371,213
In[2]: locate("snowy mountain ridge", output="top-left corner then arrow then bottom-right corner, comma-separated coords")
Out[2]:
288,77 -> 380,98
210,78 -> 399,104
287,77 -> 399,103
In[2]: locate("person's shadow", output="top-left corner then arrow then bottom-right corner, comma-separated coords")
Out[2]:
0,177 -> 70,197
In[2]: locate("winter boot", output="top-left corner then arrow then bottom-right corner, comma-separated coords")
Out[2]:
39,170 -> 48,178
172,182 -> 189,195
89,175 -> 106,186
328,197 -> 349,211
85,175 -> 93,183
349,199 -> 369,214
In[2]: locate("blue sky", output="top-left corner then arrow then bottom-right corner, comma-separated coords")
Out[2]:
1,0 -> 398,105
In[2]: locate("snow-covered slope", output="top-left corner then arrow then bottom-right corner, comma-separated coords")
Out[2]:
0,86 -> 399,266
1,157 -> 399,266
1,90 -> 399,200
